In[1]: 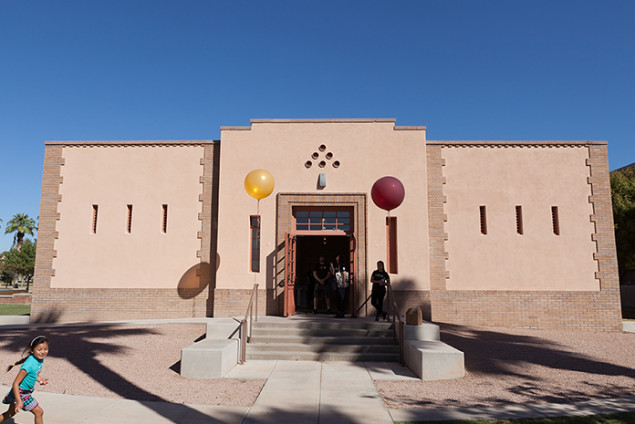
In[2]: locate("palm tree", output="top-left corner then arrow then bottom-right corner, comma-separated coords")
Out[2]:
5,213 -> 37,250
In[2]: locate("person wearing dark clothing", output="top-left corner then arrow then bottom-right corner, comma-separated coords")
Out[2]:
313,256 -> 332,313
330,255 -> 350,318
370,260 -> 389,321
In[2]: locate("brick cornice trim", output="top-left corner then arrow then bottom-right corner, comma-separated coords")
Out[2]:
427,140 -> 606,147
45,140 -> 216,146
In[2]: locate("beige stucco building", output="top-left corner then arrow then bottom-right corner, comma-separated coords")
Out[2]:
32,119 -> 622,330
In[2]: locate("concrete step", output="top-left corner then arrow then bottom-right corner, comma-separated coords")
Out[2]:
252,327 -> 393,338
249,335 -> 397,345
246,350 -> 400,362
252,320 -> 393,331
246,317 -> 400,362
248,342 -> 400,353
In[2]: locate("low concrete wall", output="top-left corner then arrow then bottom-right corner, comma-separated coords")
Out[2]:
406,340 -> 465,381
403,322 -> 465,381
180,339 -> 239,379
180,317 -> 242,379
0,294 -> 32,304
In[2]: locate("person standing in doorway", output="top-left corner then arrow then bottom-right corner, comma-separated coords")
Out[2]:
330,255 -> 350,318
313,256 -> 332,314
370,261 -> 389,321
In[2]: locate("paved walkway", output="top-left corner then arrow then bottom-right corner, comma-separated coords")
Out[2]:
0,360 -> 401,424
2,360 -> 635,423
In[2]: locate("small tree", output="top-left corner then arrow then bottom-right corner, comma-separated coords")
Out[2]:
611,166 -> 635,280
0,271 -> 14,288
2,240 -> 36,290
4,213 -> 37,250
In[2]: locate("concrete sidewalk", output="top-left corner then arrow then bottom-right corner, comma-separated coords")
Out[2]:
240,361 -> 397,424
388,396 -> 635,422
1,360 -> 408,424
2,362 -> 635,423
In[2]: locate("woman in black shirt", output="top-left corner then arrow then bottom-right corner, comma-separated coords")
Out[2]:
370,261 -> 389,321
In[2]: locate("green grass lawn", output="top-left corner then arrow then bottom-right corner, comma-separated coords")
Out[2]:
396,411 -> 635,424
0,304 -> 30,315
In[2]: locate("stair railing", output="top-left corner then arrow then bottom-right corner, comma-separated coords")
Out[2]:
385,280 -> 405,365
354,293 -> 372,317
239,283 -> 259,364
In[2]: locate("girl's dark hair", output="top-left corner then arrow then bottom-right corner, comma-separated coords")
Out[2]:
7,336 -> 49,372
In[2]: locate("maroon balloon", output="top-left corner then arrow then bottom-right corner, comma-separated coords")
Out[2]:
371,176 -> 405,211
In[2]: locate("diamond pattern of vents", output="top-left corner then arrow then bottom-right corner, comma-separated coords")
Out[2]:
305,144 -> 340,169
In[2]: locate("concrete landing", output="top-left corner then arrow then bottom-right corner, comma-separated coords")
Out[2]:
242,361 -> 395,424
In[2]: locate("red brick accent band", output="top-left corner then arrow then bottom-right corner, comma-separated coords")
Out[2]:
29,289 -> 208,322
0,294 -> 32,305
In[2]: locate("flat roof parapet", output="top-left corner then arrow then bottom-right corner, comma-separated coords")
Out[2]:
45,140 -> 217,146
427,140 -> 607,146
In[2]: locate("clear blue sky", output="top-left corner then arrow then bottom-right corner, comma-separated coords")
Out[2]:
1,0 -> 634,252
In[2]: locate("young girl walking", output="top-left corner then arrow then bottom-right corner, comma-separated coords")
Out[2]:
1,335 -> 49,424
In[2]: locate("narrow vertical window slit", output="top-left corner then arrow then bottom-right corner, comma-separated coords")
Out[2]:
92,205 -> 98,234
515,205 -> 524,235
162,204 -> 168,233
250,216 -> 261,272
479,206 -> 487,235
386,217 -> 398,274
552,206 -> 560,235
127,205 -> 133,233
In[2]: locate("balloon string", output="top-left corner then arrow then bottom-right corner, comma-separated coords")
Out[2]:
257,199 -> 260,217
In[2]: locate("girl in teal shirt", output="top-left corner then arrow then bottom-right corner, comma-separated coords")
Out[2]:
1,335 -> 49,424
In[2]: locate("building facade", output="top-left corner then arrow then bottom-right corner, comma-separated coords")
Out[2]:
32,119 -> 622,331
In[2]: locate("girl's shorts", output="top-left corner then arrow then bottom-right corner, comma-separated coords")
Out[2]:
2,388 -> 39,411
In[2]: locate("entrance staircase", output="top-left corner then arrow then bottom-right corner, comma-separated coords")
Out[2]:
246,316 -> 400,362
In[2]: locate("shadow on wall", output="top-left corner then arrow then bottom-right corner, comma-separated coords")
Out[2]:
392,278 -> 418,291
390,278 -> 431,321
31,309 -> 64,324
266,242 -> 286,315
177,262 -> 212,299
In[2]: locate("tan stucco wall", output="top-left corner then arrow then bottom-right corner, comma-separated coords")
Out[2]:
442,146 -> 598,291
52,145 -> 205,289
216,120 -> 430,292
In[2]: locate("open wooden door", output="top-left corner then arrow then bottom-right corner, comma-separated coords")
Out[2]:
283,232 -> 296,317
348,234 -> 357,317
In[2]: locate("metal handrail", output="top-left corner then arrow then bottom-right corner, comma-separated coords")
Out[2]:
239,283 -> 259,364
354,293 -> 372,317
386,280 -> 405,365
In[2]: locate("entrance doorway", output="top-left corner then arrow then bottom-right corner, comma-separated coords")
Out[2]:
277,195 -> 367,318
294,235 -> 350,313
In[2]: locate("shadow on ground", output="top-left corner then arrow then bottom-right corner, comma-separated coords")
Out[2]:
439,323 -> 635,379
0,323 -> 239,424
437,323 -> 635,405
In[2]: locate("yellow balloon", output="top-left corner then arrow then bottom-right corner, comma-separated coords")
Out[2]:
244,169 -> 275,200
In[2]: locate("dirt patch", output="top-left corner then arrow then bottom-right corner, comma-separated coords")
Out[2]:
0,324 -> 264,406
377,324 -> 635,409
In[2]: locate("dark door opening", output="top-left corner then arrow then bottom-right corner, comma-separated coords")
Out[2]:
294,235 -> 350,313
